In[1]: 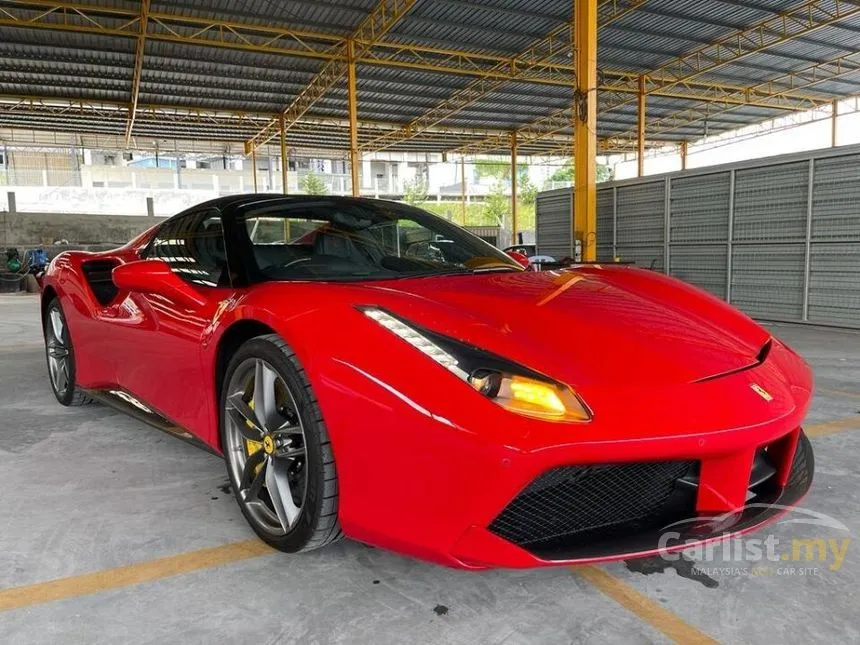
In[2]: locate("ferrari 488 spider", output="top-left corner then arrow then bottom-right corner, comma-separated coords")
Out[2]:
41,195 -> 814,569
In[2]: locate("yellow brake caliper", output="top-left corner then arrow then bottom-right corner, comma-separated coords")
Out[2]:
245,398 -> 265,474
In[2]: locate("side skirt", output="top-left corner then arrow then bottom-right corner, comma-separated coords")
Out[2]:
85,388 -> 221,457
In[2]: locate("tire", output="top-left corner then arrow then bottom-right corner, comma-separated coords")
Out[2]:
44,298 -> 92,407
220,333 -> 341,552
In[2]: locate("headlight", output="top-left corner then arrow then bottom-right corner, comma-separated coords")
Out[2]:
359,307 -> 591,422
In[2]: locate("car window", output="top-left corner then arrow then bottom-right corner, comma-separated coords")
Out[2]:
240,200 -> 522,282
146,209 -> 230,287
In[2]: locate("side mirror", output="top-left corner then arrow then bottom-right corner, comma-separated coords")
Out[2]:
505,250 -> 530,269
112,259 -> 208,308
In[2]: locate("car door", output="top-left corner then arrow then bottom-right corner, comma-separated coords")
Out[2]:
110,208 -> 235,439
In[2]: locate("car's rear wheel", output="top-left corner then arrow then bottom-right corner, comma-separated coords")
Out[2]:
44,298 -> 92,407
220,334 -> 341,552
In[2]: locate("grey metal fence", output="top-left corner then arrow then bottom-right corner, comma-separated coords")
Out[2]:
536,144 -> 860,329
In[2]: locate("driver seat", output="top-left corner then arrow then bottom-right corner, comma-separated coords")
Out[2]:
313,227 -> 384,265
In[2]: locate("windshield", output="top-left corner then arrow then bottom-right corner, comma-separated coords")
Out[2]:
240,199 -> 522,282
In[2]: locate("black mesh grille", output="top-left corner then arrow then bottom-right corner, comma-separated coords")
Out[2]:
489,460 -> 696,554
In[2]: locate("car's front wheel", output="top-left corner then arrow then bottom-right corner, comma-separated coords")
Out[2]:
220,334 -> 341,552
44,298 -> 92,406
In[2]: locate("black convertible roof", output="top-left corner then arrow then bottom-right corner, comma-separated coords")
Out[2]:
173,194 -> 405,220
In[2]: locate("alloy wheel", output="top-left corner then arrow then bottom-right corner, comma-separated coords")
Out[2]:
224,358 -> 308,536
46,308 -> 71,398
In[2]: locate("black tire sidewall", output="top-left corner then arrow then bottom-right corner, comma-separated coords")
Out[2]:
44,298 -> 78,407
219,336 -> 327,552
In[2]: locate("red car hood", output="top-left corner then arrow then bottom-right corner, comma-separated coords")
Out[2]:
353,267 -> 770,387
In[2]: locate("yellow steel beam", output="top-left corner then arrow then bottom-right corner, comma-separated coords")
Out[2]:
542,137 -> 650,157
251,145 -> 258,192
245,0 -> 418,154
359,25 -> 571,154
582,0 -> 860,122
347,39 -> 360,197
359,0 -> 651,154
125,0 -> 150,143
448,76 -> 819,156
637,75 -> 645,177
0,1 -> 833,106
453,0 -> 858,156
279,114 -> 288,194
0,0 -> 832,149
0,95 -> 570,148
0,1 -> 344,59
610,50 -> 860,143
631,0 -> 860,89
0,0 -> 577,87
573,0 -> 597,263
510,132 -> 518,243
0,0 -> 838,110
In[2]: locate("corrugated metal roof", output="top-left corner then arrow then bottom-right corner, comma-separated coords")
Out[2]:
0,0 -> 858,154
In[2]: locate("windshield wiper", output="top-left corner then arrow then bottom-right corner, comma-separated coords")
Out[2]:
470,266 -> 521,273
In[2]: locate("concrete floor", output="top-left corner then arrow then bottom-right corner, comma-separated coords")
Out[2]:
1,292 -> 858,644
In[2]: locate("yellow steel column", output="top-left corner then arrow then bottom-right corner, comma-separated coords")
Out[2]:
347,39 -> 360,197
279,115 -> 288,194
573,0 -> 597,262
251,146 -> 258,192
831,98 -> 838,147
510,132 -> 518,245
460,157 -> 467,225
637,75 -> 646,177
680,140 -> 688,170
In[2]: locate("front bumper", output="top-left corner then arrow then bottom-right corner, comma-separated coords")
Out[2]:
318,337 -> 814,569
449,429 -> 813,568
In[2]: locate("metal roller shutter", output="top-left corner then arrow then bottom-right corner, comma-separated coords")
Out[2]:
808,242 -> 860,328
616,246 -> 664,272
731,244 -> 805,320
616,181 -> 665,247
811,154 -> 860,242
669,245 -> 728,299
733,162 -> 809,242
536,189 -> 572,259
596,188 -> 614,255
670,173 -> 730,243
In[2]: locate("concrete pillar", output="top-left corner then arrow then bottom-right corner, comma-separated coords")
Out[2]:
7,191 -> 16,215
42,169 -> 49,187
146,197 -> 155,218
213,175 -> 220,194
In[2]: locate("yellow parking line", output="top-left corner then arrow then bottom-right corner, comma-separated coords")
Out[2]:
574,566 -> 718,645
4,413 -> 858,616
0,539 -> 273,613
805,415 -> 860,438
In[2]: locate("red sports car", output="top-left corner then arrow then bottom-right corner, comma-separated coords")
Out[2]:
41,195 -> 814,569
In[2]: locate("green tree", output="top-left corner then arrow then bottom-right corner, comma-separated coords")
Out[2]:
483,181 -> 510,228
474,161 -> 510,181
545,162 -> 612,187
519,175 -> 538,206
401,175 -> 428,205
547,163 -> 573,185
300,171 -> 328,195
